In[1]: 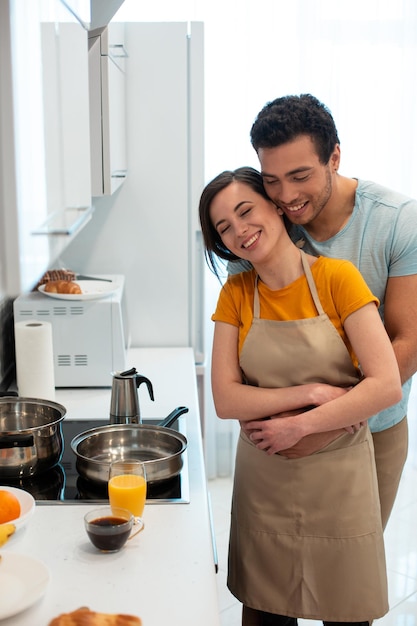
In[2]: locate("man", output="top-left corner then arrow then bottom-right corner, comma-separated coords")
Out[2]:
231,93 -> 417,528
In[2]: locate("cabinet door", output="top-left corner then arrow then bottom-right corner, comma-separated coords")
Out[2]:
89,23 -> 127,196
0,0 -> 92,296
38,1 -> 92,228
40,16 -> 92,216
62,0 -> 125,31
102,52 -> 127,194
56,21 -> 92,210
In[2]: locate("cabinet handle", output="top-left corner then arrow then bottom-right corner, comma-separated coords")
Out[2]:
32,206 -> 94,236
111,170 -> 128,179
109,44 -> 128,58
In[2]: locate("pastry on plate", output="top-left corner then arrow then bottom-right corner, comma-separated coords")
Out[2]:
48,607 -> 142,625
35,269 -> 76,289
44,280 -> 82,295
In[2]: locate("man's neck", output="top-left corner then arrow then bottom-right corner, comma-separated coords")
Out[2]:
304,176 -> 358,242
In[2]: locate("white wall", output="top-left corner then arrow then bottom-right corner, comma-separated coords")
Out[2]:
115,0 -> 417,198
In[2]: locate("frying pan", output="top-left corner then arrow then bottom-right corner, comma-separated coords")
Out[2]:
70,406 -> 188,485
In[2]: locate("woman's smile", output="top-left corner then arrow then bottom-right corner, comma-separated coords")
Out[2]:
242,231 -> 261,249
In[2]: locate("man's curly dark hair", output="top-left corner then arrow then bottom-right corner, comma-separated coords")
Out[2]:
250,94 -> 340,165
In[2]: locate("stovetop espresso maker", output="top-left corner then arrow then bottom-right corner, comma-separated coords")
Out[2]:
109,367 -> 154,424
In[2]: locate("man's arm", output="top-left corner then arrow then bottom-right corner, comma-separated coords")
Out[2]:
383,274 -> 417,384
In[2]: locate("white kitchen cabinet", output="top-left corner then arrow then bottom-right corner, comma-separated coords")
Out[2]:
89,22 -> 128,196
39,4 -> 92,230
62,0 -> 125,31
0,0 -> 93,296
61,22 -> 205,356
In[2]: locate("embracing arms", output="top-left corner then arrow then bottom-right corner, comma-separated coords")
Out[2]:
211,321 -> 349,421
212,302 -> 402,455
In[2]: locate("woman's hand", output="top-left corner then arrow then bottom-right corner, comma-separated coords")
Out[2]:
241,404 -> 364,457
242,411 -> 305,455
240,383 -> 352,455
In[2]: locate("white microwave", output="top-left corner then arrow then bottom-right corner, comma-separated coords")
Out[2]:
13,275 -> 130,387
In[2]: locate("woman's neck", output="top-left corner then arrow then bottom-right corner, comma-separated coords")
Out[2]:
253,244 -> 305,291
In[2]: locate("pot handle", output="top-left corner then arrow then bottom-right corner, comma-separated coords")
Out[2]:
159,406 -> 189,429
0,434 -> 35,449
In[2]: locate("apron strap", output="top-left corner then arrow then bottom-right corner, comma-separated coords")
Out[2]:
300,250 -> 325,315
253,276 -> 261,318
253,251 -> 325,319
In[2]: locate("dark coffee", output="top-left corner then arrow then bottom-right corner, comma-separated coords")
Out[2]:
86,515 -> 131,551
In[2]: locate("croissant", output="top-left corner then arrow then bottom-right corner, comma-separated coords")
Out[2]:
35,269 -> 76,289
44,280 -> 82,294
48,607 -> 142,626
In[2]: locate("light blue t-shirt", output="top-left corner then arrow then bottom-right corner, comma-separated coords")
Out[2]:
228,179 -> 417,432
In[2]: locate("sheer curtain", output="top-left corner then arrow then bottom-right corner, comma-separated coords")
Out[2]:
116,0 -> 417,478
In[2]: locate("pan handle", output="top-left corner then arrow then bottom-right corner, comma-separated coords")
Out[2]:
159,406 -> 189,429
0,434 -> 35,449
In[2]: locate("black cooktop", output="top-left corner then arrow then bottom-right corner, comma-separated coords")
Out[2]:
1,418 -> 189,504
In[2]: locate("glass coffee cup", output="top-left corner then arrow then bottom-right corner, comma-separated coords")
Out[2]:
84,506 -> 144,552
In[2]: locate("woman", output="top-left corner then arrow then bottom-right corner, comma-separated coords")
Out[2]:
199,167 -> 402,626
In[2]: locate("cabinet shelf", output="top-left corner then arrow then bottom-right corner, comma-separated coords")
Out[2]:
32,206 -> 94,236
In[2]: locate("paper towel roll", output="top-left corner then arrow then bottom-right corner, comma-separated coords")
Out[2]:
15,320 -> 56,401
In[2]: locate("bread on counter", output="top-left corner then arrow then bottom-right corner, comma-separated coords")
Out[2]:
35,269 -> 76,289
48,607 -> 142,626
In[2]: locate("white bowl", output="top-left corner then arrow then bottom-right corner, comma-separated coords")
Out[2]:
0,486 -> 35,531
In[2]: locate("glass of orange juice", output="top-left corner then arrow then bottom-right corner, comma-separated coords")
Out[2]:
108,459 -> 147,521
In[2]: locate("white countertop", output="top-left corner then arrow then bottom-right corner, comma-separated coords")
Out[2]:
0,348 -> 220,626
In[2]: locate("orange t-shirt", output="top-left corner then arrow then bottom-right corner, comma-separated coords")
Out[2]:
212,256 -> 379,367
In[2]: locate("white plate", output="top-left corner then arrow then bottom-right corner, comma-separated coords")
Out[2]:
38,280 -> 118,301
0,486 -> 35,531
0,552 -> 49,619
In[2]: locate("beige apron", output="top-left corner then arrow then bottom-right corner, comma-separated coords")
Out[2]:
227,251 -> 388,621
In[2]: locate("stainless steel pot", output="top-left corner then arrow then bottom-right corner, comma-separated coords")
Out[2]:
0,396 -> 67,478
71,406 -> 188,485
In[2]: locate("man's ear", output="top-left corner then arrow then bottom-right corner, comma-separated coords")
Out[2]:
330,144 -> 341,172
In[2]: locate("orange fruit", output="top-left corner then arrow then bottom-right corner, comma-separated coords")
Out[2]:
0,490 -> 21,523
